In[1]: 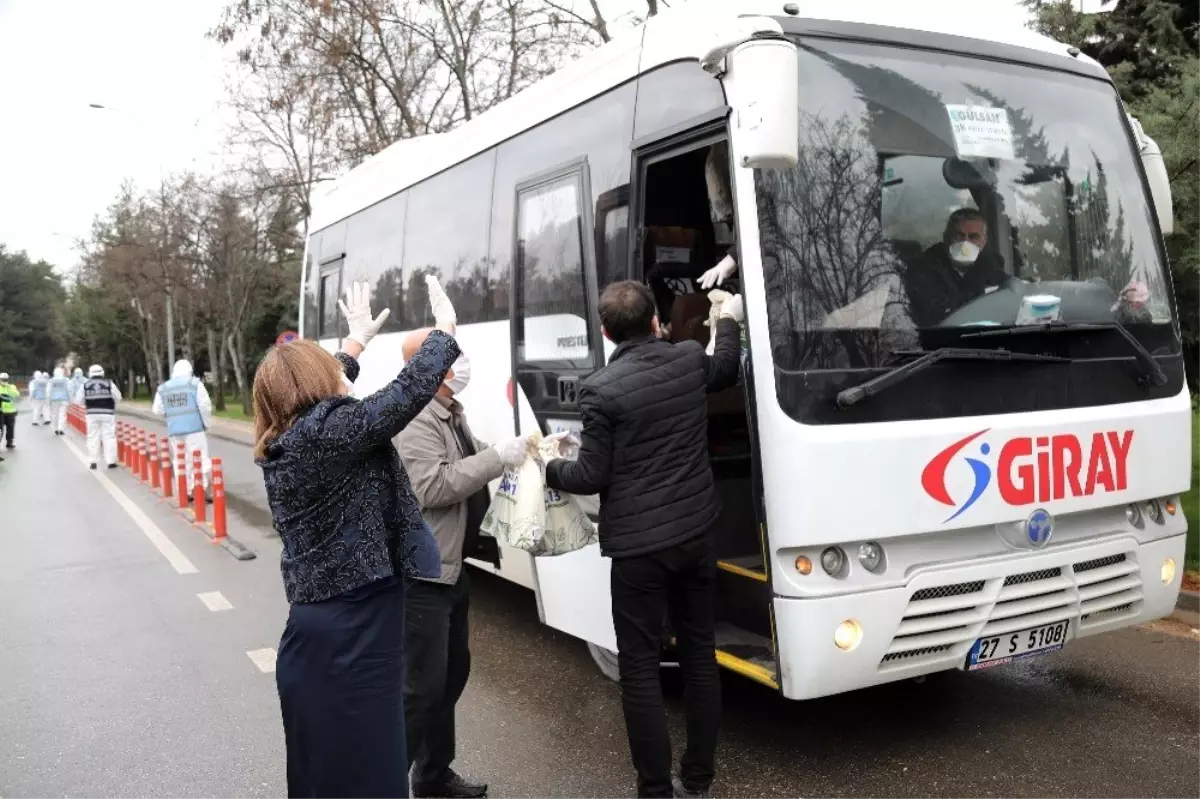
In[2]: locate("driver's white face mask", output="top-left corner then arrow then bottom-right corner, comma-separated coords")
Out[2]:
950,240 -> 981,266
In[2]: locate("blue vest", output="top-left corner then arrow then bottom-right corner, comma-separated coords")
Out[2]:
49,377 -> 70,402
30,379 -> 47,400
83,379 -> 115,413
160,377 -> 205,436
70,376 -> 85,398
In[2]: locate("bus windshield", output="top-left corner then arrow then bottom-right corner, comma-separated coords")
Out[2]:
753,38 -> 1182,424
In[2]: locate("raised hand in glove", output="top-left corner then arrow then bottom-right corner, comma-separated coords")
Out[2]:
493,435 -> 531,468
338,281 -> 391,349
698,254 -> 738,290
425,274 -> 457,334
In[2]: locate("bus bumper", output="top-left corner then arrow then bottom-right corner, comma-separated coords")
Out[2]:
772,532 -> 1187,700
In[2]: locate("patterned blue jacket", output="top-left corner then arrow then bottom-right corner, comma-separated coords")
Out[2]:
258,331 -> 459,604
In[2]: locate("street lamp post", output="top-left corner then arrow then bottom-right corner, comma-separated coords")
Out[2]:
89,103 -> 176,367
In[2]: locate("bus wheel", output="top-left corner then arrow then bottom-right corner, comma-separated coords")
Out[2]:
588,642 -> 621,682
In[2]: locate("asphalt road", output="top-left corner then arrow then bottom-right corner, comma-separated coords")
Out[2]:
3,409 -> 1198,798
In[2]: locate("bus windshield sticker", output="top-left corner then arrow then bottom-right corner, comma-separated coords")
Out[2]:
945,105 -> 1016,161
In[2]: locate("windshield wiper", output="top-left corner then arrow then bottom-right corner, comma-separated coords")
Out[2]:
836,347 -> 1069,409
961,321 -> 1168,387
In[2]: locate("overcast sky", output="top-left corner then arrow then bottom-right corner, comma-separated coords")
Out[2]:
0,0 -> 1093,274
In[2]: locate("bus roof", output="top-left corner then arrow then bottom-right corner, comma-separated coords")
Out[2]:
308,0 -> 1098,234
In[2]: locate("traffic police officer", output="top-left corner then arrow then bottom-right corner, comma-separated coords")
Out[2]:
0,372 -> 17,454
77,364 -> 122,469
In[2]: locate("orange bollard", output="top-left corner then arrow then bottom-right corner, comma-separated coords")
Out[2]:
160,439 -> 173,499
139,431 -> 150,483
192,450 -> 207,522
131,428 -> 141,473
176,441 -> 188,509
149,433 -> 160,489
117,422 -> 126,464
211,458 -> 226,541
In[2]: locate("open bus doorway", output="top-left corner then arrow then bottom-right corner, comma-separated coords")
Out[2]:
628,133 -> 778,687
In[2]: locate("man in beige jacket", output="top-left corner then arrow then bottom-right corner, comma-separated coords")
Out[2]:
395,328 -> 528,799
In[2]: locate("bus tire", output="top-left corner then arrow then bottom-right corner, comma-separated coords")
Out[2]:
587,641 -> 621,682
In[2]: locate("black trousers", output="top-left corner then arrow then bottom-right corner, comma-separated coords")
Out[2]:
610,532 -> 721,798
404,571 -> 471,788
2,413 -> 14,447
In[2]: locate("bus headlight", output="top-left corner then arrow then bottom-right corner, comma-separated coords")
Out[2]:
1162,557 -> 1177,585
820,546 -> 846,577
834,619 -> 862,651
1144,500 -> 1164,525
857,541 -> 885,573
1125,503 -> 1144,529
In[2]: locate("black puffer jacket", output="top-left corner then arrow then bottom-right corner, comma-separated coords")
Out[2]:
545,319 -> 740,558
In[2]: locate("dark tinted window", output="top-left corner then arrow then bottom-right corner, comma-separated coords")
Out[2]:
490,82 -> 637,321
516,170 -> 591,365
633,62 -> 725,140
343,192 -> 408,334
401,151 -> 497,328
302,232 -> 322,339
317,266 -> 341,339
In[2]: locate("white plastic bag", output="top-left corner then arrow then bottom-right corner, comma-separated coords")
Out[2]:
542,485 -> 597,555
479,456 -> 546,553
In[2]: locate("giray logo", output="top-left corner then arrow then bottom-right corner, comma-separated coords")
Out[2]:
921,429 -> 1134,522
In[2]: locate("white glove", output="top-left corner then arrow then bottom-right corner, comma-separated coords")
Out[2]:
541,431 -> 580,460
493,435 -> 530,467
426,275 -> 457,333
720,294 -> 744,323
337,281 -> 390,349
698,254 -> 738,290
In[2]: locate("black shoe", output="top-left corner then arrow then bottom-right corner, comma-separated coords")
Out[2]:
413,771 -> 488,798
89,463 -> 97,470
6,444 -> 14,449
672,777 -> 710,799
107,463 -> 119,469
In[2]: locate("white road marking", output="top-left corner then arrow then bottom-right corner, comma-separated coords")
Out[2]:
247,648 -> 277,673
61,436 -> 199,575
197,591 -> 233,612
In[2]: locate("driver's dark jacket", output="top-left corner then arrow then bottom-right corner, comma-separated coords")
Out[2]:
904,243 -> 1008,327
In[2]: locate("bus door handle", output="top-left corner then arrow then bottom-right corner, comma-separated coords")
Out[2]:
557,376 -> 580,407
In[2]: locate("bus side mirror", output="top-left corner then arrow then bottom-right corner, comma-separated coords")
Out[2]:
1128,115 -> 1174,235
723,37 -> 799,170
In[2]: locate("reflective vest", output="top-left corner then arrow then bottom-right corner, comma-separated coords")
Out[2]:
83,378 -> 115,414
159,376 -> 205,436
30,378 -> 47,400
48,376 -> 70,402
0,383 -> 18,414
70,376 -> 86,399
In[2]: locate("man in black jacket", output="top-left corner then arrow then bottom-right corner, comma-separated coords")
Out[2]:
545,280 -> 743,799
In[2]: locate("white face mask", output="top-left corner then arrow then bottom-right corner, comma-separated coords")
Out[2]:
949,240 -> 981,266
445,354 -> 471,395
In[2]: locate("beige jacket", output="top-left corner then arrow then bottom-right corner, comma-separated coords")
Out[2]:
395,397 -> 504,585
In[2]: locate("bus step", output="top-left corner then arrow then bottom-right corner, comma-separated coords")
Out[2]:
714,622 -> 778,689
717,555 -> 767,582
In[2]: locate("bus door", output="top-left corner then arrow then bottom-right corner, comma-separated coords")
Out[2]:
509,158 -> 618,651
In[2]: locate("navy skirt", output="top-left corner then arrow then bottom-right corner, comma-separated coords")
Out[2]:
277,577 -> 408,798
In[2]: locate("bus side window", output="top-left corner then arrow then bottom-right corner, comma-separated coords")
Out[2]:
317,259 -> 343,340
595,185 -> 631,289
516,170 -> 592,366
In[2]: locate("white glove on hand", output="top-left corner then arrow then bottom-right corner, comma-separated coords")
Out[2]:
338,281 -> 390,349
541,431 -> 580,460
698,254 -> 738,290
426,275 -> 457,333
494,435 -> 530,468
720,294 -> 745,323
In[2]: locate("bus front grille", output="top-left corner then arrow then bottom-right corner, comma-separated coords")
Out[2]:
878,549 -> 1140,672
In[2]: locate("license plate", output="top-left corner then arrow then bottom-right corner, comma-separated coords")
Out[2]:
967,620 -> 1070,671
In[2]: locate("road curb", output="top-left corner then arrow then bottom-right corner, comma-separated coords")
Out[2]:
1176,589 -> 1199,614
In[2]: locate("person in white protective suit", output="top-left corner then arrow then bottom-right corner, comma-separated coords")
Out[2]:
69,367 -> 86,401
76,364 -> 122,468
28,370 -> 49,426
47,367 -> 72,435
153,359 -> 213,499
